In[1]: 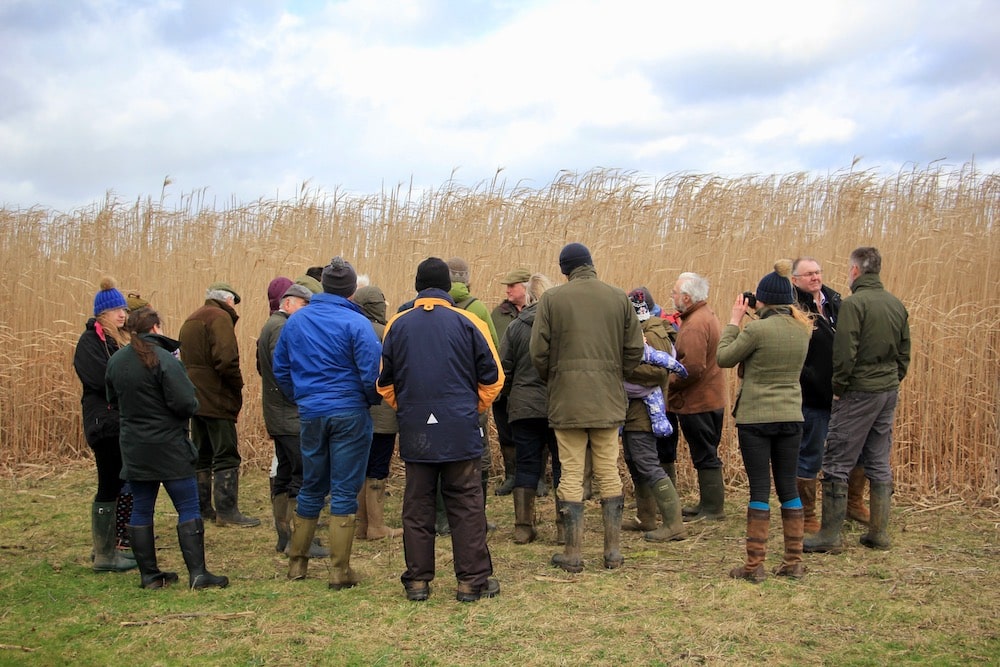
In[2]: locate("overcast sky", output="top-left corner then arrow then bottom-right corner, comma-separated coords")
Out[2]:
2,0 -> 998,212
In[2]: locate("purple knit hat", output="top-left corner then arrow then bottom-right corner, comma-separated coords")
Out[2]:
267,277 -> 294,314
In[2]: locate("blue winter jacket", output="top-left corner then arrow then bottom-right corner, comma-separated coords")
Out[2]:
272,292 -> 382,419
378,288 -> 505,463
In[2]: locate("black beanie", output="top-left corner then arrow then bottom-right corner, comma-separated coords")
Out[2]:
415,257 -> 452,292
559,242 -> 593,275
755,259 -> 795,305
321,257 -> 358,297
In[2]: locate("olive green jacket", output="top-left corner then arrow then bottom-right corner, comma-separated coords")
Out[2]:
530,265 -> 644,429
832,273 -> 910,395
624,317 -> 674,431
717,307 -> 810,425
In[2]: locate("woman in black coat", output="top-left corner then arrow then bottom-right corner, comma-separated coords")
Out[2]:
105,307 -> 228,590
73,277 -> 136,573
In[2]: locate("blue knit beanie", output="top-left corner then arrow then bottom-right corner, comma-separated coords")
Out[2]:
93,276 -> 128,316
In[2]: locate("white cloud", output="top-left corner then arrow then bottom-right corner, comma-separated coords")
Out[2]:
0,0 -> 997,211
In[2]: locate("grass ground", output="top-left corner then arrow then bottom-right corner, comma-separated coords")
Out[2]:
0,464 -> 997,666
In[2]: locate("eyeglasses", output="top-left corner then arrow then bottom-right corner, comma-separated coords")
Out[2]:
793,271 -> 822,278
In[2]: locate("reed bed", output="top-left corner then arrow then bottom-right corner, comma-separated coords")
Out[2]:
1,164 -> 996,502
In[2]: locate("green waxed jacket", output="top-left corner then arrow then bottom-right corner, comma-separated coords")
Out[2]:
530,265 -> 644,429
449,282 -> 499,347
106,333 -> 200,481
355,286 -> 398,434
717,307 -> 811,425
832,273 -> 910,396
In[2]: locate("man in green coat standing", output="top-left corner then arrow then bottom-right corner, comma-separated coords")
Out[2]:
530,243 -> 644,572
805,247 -> 910,554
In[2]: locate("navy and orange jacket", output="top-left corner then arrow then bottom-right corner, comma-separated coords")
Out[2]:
378,288 -> 504,463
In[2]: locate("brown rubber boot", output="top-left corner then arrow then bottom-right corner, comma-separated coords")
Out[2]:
328,515 -> 360,590
287,514 -> 319,580
797,477 -> 820,533
847,466 -> 870,525
729,507 -> 769,583
774,507 -> 806,578
287,500 -> 329,558
512,486 -> 537,544
622,484 -> 658,532
365,479 -> 402,539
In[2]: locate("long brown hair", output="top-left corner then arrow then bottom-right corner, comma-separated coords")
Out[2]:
125,307 -> 162,369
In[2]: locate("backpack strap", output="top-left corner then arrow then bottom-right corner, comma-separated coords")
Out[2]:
455,296 -> 478,310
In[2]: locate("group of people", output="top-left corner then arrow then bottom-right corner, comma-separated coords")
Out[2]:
74,241 -> 909,599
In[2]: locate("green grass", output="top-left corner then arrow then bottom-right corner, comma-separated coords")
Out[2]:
0,466 -> 997,666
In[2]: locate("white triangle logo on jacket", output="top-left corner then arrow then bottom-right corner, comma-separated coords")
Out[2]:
426,413 -> 439,425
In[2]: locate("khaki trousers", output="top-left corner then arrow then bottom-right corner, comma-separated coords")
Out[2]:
554,427 -> 622,502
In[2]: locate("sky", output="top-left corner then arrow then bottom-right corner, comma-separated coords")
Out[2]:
2,0 -> 999,212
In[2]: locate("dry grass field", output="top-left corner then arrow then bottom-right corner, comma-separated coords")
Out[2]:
0,466 -> 997,665
0,164 -> 997,504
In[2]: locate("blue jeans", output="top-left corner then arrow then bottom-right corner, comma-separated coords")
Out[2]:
297,409 -> 373,518
797,406 -> 831,478
130,477 -> 200,525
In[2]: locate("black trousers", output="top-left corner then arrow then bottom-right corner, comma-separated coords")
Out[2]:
737,422 -> 802,505
401,459 -> 493,587
678,410 -> 724,470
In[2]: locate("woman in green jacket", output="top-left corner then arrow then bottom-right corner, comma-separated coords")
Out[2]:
717,260 -> 811,583
106,307 -> 228,591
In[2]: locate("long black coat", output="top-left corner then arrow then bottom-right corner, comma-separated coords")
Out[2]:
105,333 -> 199,481
795,284 -> 841,410
73,318 -> 122,445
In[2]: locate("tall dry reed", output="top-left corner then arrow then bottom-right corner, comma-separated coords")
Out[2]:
1,164 -> 996,501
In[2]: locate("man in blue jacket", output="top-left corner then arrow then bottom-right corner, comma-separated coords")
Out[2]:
378,257 -> 505,603
273,257 -> 382,590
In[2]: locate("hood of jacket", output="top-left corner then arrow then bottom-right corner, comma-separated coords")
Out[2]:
354,285 -> 388,324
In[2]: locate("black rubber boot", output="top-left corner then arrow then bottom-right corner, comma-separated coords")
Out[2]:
196,471 -> 215,521
602,496 -> 625,569
803,480 -> 848,554
860,481 -> 892,550
176,518 -> 229,589
213,467 -> 261,527
551,501 -> 584,573
683,468 -> 726,522
127,524 -> 178,589
92,502 -> 137,573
